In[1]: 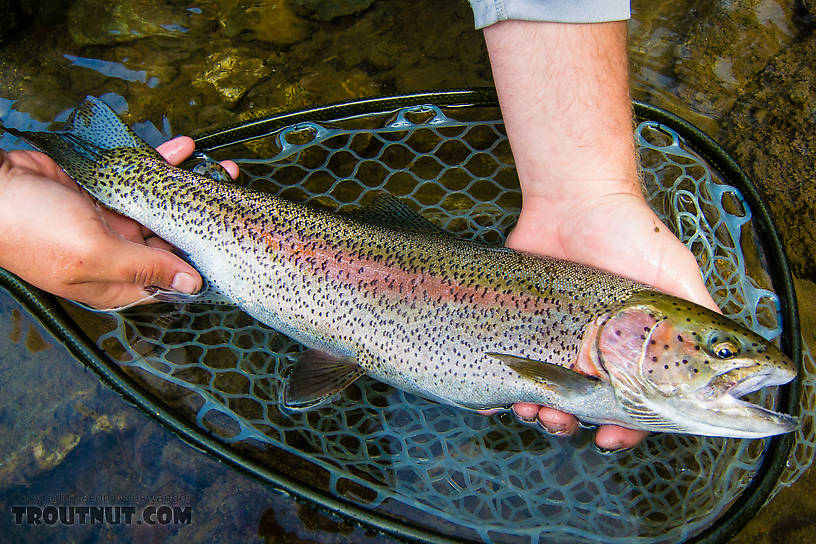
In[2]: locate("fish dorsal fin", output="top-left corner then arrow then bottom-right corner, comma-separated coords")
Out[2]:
284,350 -> 365,409
488,353 -> 602,395
351,194 -> 447,234
64,96 -> 160,156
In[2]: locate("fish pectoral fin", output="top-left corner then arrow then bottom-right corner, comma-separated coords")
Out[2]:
488,352 -> 602,394
284,350 -> 365,410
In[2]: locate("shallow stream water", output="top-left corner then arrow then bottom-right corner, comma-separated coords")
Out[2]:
0,1 -> 814,542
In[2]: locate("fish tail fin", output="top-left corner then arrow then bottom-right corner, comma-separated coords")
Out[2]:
61,96 -> 156,152
0,96 -> 161,182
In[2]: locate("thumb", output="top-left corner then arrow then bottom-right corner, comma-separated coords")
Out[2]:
95,238 -> 202,295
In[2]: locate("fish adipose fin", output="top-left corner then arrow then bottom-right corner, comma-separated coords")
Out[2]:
488,352 -> 602,395
351,194 -> 447,234
1,96 -> 162,184
284,349 -> 365,409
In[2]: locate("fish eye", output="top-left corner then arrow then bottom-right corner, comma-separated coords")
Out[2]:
713,341 -> 739,359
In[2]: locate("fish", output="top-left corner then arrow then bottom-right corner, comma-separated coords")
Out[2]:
1,96 -> 797,438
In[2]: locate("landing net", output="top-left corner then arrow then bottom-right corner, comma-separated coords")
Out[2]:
53,102 -> 810,543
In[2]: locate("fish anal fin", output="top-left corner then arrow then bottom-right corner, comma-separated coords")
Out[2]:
488,352 -> 601,395
284,350 -> 365,409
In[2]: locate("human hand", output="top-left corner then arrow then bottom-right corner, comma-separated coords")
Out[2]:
0,136 -> 238,310
504,188 -> 719,449
482,19 -> 719,450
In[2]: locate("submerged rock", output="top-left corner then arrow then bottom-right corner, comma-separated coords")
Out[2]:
219,0 -> 309,45
68,0 -> 218,46
672,0 -> 798,115
722,36 -> 816,281
293,0 -> 376,21
191,49 -> 271,106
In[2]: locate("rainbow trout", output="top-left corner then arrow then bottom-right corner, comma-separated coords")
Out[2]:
2,97 -> 797,438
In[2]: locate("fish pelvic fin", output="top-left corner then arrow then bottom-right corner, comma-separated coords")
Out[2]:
283,349 -> 365,410
488,353 -> 602,396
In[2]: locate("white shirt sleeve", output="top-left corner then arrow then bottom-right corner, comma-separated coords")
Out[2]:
469,0 -> 631,28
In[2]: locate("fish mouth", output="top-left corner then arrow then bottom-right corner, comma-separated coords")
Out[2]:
711,365 -> 795,399
692,366 -> 798,438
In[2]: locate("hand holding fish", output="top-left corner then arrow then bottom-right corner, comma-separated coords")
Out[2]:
505,188 -> 719,448
0,137 -> 236,310
484,20 -> 721,449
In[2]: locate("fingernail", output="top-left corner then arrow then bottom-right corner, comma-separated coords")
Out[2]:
513,411 -> 537,423
596,445 -> 632,455
171,272 -> 197,294
537,421 -> 569,436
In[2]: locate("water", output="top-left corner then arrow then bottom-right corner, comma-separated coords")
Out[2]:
0,0 -> 814,542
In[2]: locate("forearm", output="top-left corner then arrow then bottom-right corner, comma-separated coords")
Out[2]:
483,20 -> 638,205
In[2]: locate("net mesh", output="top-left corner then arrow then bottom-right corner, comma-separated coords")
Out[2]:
60,105 -> 813,543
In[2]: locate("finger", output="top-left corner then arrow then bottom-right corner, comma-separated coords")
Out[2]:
69,281 -> 162,310
658,246 -> 722,314
536,406 -> 579,435
511,402 -> 540,422
143,235 -> 176,252
88,236 -> 201,295
156,136 -> 195,165
99,209 -> 145,243
594,425 -> 649,451
219,160 -> 240,180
